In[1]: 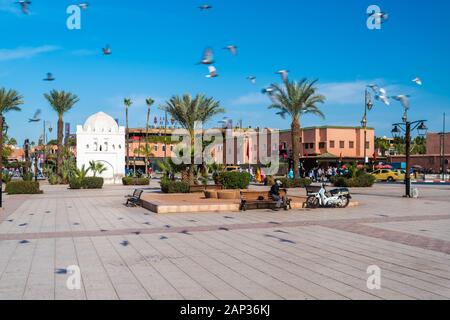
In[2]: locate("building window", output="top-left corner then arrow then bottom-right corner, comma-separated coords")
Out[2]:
349,141 -> 354,149
162,145 -> 166,152
366,142 -> 370,149
304,143 -> 309,150
330,140 -> 335,148
319,142 -> 326,149
170,145 -> 174,151
154,145 -> 158,151
339,141 -> 345,149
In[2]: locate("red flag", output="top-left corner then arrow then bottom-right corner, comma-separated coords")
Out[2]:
246,142 -> 250,158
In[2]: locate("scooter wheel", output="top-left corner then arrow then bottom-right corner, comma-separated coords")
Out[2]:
339,196 -> 350,208
307,196 -> 320,209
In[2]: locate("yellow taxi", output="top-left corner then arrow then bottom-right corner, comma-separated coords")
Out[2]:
371,169 -> 399,182
392,169 -> 406,181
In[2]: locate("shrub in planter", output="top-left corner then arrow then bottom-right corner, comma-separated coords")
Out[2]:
83,177 -> 104,189
122,177 -> 150,186
160,179 -> 189,193
279,178 -> 312,188
217,172 -> 251,190
48,174 -> 58,185
5,181 -> 43,195
331,174 -> 375,188
69,178 -> 83,189
22,172 -> 34,181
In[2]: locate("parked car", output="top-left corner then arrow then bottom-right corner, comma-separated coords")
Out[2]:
371,169 -> 399,182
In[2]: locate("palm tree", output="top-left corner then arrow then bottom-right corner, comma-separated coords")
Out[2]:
124,98 -> 133,174
0,88 -> 24,185
160,94 -> 225,184
44,90 -> 79,182
145,98 -> 155,176
89,160 -> 107,177
267,79 -> 326,179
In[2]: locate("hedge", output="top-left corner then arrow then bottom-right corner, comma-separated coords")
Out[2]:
160,179 -> 190,193
69,177 -> 104,189
217,172 -> 251,190
122,177 -> 150,186
5,181 -> 43,194
331,174 -> 375,188
279,178 -> 312,188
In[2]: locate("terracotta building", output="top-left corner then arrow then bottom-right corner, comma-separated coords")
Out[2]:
279,126 -> 375,161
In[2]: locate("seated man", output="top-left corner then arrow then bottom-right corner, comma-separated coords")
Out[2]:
269,180 -> 286,210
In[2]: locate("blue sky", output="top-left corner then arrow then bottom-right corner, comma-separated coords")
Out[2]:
1,0 -> 449,144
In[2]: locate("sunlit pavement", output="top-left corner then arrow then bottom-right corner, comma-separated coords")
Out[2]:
0,182 -> 449,300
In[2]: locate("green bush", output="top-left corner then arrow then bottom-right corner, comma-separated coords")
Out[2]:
83,177 -> 104,189
331,174 -> 375,188
22,172 -> 34,181
217,172 -> 251,190
122,177 -> 150,186
69,178 -> 83,189
2,171 -> 12,184
5,181 -> 43,195
279,178 -> 312,188
69,177 -> 104,189
48,174 -> 58,185
160,179 -> 189,193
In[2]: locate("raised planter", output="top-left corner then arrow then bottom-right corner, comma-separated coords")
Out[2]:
204,190 -> 218,199
217,190 -> 240,200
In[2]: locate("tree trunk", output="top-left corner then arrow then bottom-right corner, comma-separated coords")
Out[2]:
57,115 -> 64,182
145,107 -> 150,176
291,119 -> 301,179
126,106 -> 129,173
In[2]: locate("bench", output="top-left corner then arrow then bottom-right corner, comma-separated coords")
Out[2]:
240,189 -> 291,211
189,184 -> 223,193
125,189 -> 144,207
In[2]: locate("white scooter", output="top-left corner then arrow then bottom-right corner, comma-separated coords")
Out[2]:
306,184 -> 351,208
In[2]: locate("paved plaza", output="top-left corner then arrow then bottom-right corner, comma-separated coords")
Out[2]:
0,182 -> 449,300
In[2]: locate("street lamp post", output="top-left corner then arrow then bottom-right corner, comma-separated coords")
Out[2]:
0,116 -> 6,209
392,119 -> 428,198
362,89 -> 374,166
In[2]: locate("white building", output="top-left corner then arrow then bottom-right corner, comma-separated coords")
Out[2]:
76,112 -> 125,184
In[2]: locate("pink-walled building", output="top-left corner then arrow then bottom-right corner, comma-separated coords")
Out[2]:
280,126 -> 375,161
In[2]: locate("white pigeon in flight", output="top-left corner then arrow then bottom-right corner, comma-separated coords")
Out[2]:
412,77 -> 422,86
78,3 -> 89,10
16,0 -> 31,15
224,45 -> 237,56
392,95 -> 410,109
198,47 -> 214,65
247,76 -> 256,84
375,88 -> 390,106
276,70 -> 289,81
206,65 -> 218,78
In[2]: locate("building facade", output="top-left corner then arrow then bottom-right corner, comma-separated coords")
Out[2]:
76,112 -> 126,184
279,126 -> 375,161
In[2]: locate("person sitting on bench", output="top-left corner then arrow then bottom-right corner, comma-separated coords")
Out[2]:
269,180 -> 286,210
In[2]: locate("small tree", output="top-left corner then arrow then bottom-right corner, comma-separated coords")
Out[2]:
89,161 -> 107,177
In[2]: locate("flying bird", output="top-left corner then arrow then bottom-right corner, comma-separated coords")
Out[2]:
199,4 -> 212,10
43,73 -> 55,81
412,77 -> 422,86
102,45 -> 112,55
369,12 -> 389,22
198,47 -> 214,65
391,95 -> 410,109
367,84 -> 380,94
276,70 -> 289,81
247,76 -> 256,84
78,3 -> 89,10
261,86 -> 275,95
224,45 -> 237,56
375,88 -> 390,105
206,66 -> 218,78
29,109 -> 42,123
16,1 -> 31,14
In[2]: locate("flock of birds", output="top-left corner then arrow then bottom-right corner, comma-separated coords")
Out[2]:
15,2 -> 423,115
